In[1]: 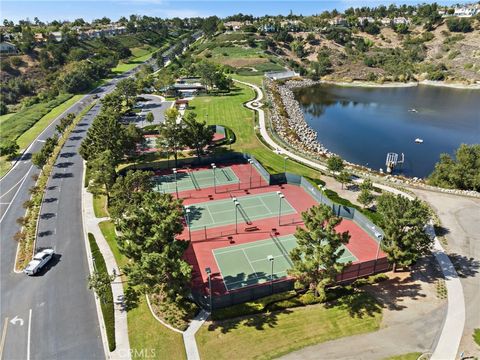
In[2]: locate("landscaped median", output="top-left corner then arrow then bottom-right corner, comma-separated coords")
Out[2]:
14,102 -> 96,271
88,232 -> 116,351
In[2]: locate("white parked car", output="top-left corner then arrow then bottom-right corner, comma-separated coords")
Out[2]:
24,249 -> 55,275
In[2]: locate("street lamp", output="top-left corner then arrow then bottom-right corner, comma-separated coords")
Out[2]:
211,163 -> 217,193
233,198 -> 239,233
173,168 -> 179,198
283,156 -> 289,173
374,234 -> 383,273
277,192 -> 284,226
185,206 -> 191,241
92,257 -> 97,272
267,255 -> 274,294
229,138 -> 233,150
318,185 -> 326,204
248,158 -> 254,189
205,267 -> 212,311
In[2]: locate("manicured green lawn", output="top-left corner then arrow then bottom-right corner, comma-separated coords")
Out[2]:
97,220 -> 186,359
111,48 -> 158,74
93,195 -> 108,218
128,299 -> 186,360
0,156 -> 12,178
186,83 -> 321,179
231,74 -> 264,88
383,353 -> 422,360
16,94 -> 83,150
196,293 -> 382,360
0,113 -> 15,126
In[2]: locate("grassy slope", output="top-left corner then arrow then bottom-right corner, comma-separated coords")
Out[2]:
186,83 -> 321,179
16,94 -> 83,149
97,220 -> 185,359
111,49 -> 158,74
0,113 -> 15,126
196,293 -> 382,360
0,94 -> 83,178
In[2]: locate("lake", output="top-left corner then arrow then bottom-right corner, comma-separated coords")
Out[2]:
293,84 -> 480,178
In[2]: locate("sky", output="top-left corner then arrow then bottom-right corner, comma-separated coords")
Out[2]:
1,0 -> 460,23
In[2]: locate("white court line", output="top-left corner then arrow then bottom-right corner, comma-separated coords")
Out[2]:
27,309 -> 32,360
214,236 -> 297,255
242,249 -> 259,280
0,165 -> 34,224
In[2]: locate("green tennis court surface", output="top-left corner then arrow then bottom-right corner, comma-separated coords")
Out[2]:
153,166 -> 239,193
213,234 -> 357,291
186,192 -> 296,231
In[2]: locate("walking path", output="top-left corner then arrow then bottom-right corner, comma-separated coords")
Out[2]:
235,79 -> 466,360
82,186 -> 131,359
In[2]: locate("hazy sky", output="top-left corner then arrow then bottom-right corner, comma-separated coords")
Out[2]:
1,0 -> 459,23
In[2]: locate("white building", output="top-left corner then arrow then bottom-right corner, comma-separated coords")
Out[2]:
50,31 -> 62,42
0,41 -> 18,54
454,6 -> 478,17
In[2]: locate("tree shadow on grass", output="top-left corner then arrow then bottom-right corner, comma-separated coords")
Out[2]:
325,291 -> 383,318
206,307 -> 292,334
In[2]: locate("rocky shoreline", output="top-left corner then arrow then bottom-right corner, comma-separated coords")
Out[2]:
263,77 -> 480,199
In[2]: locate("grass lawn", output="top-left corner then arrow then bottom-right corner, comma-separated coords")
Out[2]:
0,113 -> 15,126
196,292 -> 382,360
383,353 -> 422,360
230,74 -> 264,88
16,94 -> 83,150
186,83 -> 321,179
93,195 -> 108,218
111,48 -> 158,74
97,220 -> 186,359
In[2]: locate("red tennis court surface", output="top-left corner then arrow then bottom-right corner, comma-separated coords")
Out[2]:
177,162 -> 387,297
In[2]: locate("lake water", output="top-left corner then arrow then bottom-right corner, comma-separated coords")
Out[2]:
294,84 -> 480,178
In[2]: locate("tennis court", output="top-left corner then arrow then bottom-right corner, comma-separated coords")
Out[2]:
154,166 -> 239,193
186,191 -> 296,231
213,234 -> 358,291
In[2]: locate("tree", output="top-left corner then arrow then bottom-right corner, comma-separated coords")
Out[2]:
145,112 -> 154,125
32,152 -> 48,169
288,204 -> 351,299
446,18 -> 472,33
158,108 -> 184,167
116,78 -> 137,107
182,112 -> 214,161
327,155 -> 344,173
337,170 -> 351,189
109,170 -> 154,219
87,150 -> 117,201
357,189 -> 375,208
376,193 -> 432,271
0,139 -> 19,159
360,178 -> 373,191
88,271 -> 115,304
116,192 -> 191,302
428,144 -> 480,191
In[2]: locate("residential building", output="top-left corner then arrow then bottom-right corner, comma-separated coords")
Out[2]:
393,17 -> 410,25
34,33 -> 47,43
0,41 -> 18,54
50,31 -> 62,42
454,6 -> 478,17
328,16 -> 348,26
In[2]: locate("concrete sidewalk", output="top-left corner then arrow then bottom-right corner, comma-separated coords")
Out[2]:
82,187 -> 131,360
235,78 -> 466,360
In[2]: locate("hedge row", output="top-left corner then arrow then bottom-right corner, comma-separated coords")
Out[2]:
212,273 -> 388,321
88,233 -> 116,352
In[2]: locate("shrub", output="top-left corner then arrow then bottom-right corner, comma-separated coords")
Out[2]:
447,18 -> 473,33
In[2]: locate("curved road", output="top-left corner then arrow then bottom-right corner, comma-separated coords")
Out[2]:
0,50 -> 169,359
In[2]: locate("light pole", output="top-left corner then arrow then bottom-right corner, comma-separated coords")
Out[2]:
233,198 -> 239,233
229,138 -> 233,150
211,163 -> 217,193
283,156 -> 289,173
92,257 -> 97,272
267,255 -> 274,294
185,206 -> 191,241
173,168 -> 179,198
277,191 -> 284,226
205,267 -> 212,311
318,185 -> 325,204
248,158 -> 254,188
374,234 -> 383,273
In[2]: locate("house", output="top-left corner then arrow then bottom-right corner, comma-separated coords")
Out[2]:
380,18 -> 392,26
50,31 -> 62,42
0,42 -> 18,54
328,16 -> 348,26
224,21 -> 243,31
393,17 -> 410,25
34,33 -> 47,43
175,99 -> 189,110
265,70 -> 298,81
454,6 -> 478,17
260,23 -> 276,33
358,17 -> 375,25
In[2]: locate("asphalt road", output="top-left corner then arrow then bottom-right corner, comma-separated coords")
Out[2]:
0,43 -> 175,359
122,94 -> 173,128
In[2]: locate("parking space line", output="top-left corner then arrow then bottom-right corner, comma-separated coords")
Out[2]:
27,309 -> 32,360
0,318 -> 8,360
